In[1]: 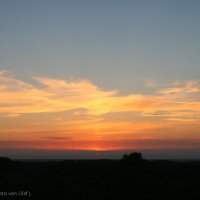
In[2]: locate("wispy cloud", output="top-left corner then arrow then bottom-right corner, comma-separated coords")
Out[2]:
145,80 -> 157,88
0,70 -> 200,151
0,71 -> 200,122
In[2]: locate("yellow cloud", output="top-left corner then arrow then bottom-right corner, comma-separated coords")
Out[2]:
159,80 -> 200,94
1,71 -> 200,151
0,71 -> 200,122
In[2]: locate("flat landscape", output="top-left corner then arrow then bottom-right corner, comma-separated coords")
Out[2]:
0,156 -> 200,200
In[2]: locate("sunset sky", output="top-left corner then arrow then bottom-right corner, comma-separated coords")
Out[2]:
0,0 -> 200,159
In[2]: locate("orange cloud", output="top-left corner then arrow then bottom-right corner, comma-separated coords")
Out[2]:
0,71 -> 200,122
0,71 -> 200,151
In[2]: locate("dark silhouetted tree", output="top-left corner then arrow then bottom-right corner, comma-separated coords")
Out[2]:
122,152 -> 143,162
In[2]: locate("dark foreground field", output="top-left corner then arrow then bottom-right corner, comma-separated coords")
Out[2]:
0,156 -> 200,200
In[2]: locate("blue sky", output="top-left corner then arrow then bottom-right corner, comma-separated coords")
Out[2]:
0,0 -> 200,93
